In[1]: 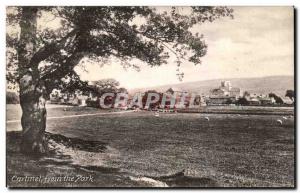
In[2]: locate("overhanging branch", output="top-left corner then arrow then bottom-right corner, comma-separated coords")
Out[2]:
29,29 -> 78,68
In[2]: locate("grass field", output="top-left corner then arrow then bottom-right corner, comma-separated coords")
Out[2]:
6,104 -> 295,187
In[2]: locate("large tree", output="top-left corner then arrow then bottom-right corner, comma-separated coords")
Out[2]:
6,6 -> 233,155
92,78 -> 120,96
142,90 -> 162,109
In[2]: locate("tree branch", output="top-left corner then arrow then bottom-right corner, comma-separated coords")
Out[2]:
41,51 -> 85,82
29,29 -> 78,68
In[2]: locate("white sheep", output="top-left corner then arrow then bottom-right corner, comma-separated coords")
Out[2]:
282,116 -> 288,120
276,119 -> 283,125
204,117 -> 210,121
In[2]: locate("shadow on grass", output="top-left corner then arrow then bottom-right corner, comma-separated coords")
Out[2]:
45,132 -> 107,153
7,131 -> 218,188
149,169 -> 218,187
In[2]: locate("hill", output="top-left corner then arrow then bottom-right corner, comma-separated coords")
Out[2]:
129,76 -> 294,97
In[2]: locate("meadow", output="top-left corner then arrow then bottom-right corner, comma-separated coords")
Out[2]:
6,104 -> 295,187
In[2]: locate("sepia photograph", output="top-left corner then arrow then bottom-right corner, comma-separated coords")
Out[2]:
6,5 -> 295,188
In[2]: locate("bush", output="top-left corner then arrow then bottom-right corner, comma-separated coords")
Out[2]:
86,99 -> 100,108
236,97 -> 249,106
6,92 -> 19,104
269,93 -> 283,104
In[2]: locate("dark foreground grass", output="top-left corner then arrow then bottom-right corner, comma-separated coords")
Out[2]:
7,132 -> 157,188
7,105 -> 295,187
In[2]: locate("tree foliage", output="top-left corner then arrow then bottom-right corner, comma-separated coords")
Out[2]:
6,91 -> 20,104
285,90 -> 294,102
236,97 -> 249,106
90,78 -> 120,96
243,91 -> 250,98
268,93 -> 283,104
142,90 -> 162,109
7,6 -> 233,93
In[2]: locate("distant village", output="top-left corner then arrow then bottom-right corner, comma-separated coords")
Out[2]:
47,80 -> 294,109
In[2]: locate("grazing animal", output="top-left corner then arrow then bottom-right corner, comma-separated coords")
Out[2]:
276,119 -> 283,125
204,117 -> 210,121
154,112 -> 160,117
282,116 -> 288,120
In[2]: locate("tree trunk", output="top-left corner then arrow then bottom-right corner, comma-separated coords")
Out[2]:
19,73 -> 48,155
17,7 -> 48,155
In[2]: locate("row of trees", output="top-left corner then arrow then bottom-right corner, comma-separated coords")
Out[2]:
236,90 -> 294,106
86,87 -> 187,109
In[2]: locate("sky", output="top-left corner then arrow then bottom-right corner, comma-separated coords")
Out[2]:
75,6 -> 294,89
7,6 -> 294,90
